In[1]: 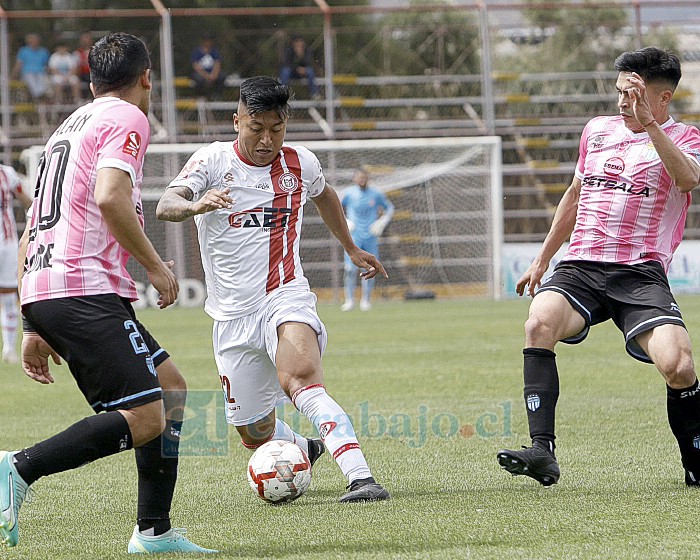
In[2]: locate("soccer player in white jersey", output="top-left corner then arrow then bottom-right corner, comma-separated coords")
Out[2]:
497,47 -> 700,487
157,76 -> 391,503
0,164 -> 31,363
0,33 -> 215,553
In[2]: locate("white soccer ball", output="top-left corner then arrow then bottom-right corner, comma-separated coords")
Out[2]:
247,440 -> 312,504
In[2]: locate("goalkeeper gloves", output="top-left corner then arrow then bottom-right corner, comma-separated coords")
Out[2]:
370,215 -> 391,237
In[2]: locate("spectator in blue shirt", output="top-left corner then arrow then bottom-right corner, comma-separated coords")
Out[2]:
341,170 -> 395,311
190,32 -> 225,99
13,34 -> 50,101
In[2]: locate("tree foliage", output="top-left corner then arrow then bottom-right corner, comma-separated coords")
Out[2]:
4,0 -> 480,81
503,0 -> 631,73
367,1 -> 480,76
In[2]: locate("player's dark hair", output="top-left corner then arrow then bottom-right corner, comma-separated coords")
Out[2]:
614,47 -> 681,89
89,32 -> 151,95
239,76 -> 292,120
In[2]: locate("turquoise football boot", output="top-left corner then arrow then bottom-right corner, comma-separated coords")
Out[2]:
0,451 -> 30,548
127,526 -> 218,554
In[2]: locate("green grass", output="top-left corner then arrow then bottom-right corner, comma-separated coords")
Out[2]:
3,296 -> 700,559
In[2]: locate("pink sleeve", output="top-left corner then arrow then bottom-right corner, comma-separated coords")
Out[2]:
94,105 -> 150,187
678,125 -> 700,167
575,120 -> 593,179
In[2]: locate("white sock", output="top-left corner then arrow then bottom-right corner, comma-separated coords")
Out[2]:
271,418 -> 309,456
293,384 -> 372,483
0,293 -> 18,354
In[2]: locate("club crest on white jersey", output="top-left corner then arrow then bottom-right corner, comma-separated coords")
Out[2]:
279,172 -> 299,193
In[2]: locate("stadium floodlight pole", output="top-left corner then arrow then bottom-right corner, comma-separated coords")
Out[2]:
490,136 -> 503,300
314,0 -> 336,139
633,0 -> 643,50
150,0 -> 187,281
477,1 -> 495,136
150,0 -> 178,142
0,7 -> 10,164
315,0 -> 340,296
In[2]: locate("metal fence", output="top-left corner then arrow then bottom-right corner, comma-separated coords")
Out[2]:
2,2 -> 699,159
4,1 -> 700,244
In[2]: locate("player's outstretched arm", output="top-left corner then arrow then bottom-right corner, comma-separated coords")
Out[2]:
95,167 -> 178,309
516,178 -> 581,297
21,332 -> 61,385
312,184 -> 388,280
156,186 -> 233,222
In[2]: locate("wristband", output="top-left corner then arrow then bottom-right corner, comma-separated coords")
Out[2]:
22,316 -> 37,333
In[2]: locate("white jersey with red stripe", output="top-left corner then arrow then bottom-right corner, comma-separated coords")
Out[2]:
0,164 -> 23,244
168,140 -> 326,320
21,96 -> 150,304
567,115 -> 700,271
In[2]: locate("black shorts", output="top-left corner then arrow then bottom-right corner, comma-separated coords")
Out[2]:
22,294 -> 169,413
537,260 -> 685,363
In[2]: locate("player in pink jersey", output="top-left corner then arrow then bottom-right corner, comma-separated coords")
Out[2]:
498,47 -> 700,487
0,164 -> 31,364
0,33 -> 215,554
157,76 -> 390,503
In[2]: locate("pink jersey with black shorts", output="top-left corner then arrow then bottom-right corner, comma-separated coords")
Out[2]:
567,115 -> 700,271
21,96 -> 150,304
168,140 -> 326,320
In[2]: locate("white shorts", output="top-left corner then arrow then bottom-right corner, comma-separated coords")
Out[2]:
0,241 -> 18,289
213,285 -> 328,426
23,73 -> 50,100
51,74 -> 79,86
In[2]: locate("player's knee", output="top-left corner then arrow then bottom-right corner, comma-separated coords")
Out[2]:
146,405 -> 167,441
661,352 -> 696,389
237,419 -> 274,449
157,360 -> 188,393
128,400 -> 166,445
524,314 -> 558,346
166,370 -> 188,393
280,359 -> 320,389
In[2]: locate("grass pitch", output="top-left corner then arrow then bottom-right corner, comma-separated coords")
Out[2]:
2,296 -> 700,559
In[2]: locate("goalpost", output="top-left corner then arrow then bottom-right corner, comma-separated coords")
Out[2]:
21,136 -> 503,303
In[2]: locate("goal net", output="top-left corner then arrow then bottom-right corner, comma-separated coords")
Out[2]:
21,136 -> 503,304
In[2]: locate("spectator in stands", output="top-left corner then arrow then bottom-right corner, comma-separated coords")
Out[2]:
48,42 -> 80,103
13,33 -> 50,102
341,169 -> 394,311
73,32 -> 93,99
190,32 -> 225,99
279,36 -> 320,99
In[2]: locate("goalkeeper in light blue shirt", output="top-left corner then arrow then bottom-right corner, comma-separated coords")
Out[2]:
341,169 -> 394,311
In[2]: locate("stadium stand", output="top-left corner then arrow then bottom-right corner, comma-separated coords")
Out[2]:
8,68 -> 700,246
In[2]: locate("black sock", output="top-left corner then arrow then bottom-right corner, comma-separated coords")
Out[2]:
135,418 -> 182,536
667,379 -> 700,472
352,476 -> 376,487
13,411 -> 132,486
523,347 -> 559,453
